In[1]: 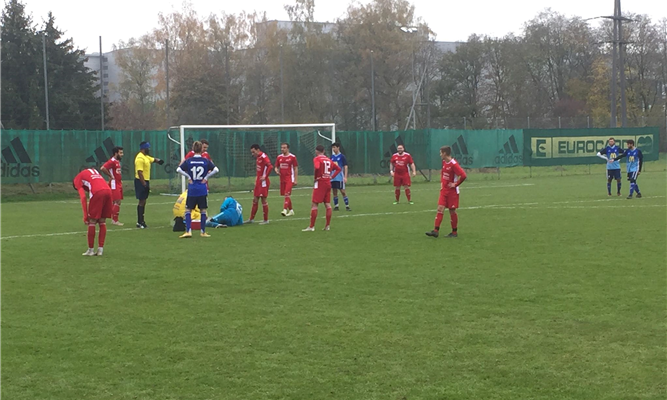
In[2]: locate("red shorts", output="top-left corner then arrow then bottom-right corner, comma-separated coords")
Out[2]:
438,190 -> 459,209
253,178 -> 270,198
312,183 -> 331,204
393,173 -> 411,187
110,180 -> 123,200
280,178 -> 293,196
89,189 -> 113,219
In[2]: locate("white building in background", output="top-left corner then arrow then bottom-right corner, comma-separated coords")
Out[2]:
82,51 -> 122,103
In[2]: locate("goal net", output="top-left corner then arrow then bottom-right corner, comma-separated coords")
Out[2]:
166,124 -> 336,194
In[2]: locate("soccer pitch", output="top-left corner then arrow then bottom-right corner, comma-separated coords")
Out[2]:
2,170 -> 666,399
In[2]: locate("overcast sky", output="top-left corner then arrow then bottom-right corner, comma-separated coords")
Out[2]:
22,0 -> 667,53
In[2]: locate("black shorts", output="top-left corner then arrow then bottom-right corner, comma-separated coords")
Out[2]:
331,181 -> 345,190
186,195 -> 208,210
607,169 -> 621,180
134,179 -> 150,200
627,171 -> 639,181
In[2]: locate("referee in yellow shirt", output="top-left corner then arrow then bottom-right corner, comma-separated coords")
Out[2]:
134,141 -> 164,228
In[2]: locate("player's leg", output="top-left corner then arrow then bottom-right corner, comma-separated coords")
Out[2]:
96,192 -> 112,255
323,186 -> 333,230
426,204 -> 446,238
84,217 -> 97,255
112,200 -> 123,225
341,186 -> 350,211
634,172 -> 641,197
260,196 -> 269,224
394,185 -> 401,204
448,208 -> 458,237
405,186 -> 413,204
97,218 -> 107,255
332,186 -> 339,210
180,206 -> 193,238
248,195 -> 259,223
614,169 -> 622,196
304,201 -> 318,231
200,196 -> 210,236
606,171 -> 613,196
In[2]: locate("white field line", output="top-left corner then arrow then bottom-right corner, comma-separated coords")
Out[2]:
3,196 -> 665,240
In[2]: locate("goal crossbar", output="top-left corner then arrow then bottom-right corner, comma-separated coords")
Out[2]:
172,123 -> 336,193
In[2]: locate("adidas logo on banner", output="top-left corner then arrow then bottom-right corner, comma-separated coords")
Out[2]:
451,135 -> 473,165
495,135 -> 523,164
1,137 -> 40,177
381,135 -> 405,168
86,137 -> 116,164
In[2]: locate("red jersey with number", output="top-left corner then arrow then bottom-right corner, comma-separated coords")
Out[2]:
276,153 -> 298,181
255,152 -> 273,180
185,151 -> 211,161
313,155 -> 341,187
390,152 -> 414,175
73,168 -> 111,196
441,159 -> 467,194
102,157 -> 122,190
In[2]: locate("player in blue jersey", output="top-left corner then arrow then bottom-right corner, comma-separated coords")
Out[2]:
596,137 -> 624,196
330,143 -> 351,211
206,197 -> 244,227
616,139 -> 643,199
176,141 -> 219,238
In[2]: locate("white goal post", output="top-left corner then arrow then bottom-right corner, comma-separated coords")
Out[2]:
168,123 -> 336,193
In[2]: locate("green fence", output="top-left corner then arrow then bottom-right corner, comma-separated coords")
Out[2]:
0,128 -> 660,184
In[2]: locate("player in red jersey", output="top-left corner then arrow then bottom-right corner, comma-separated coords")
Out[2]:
73,168 -> 113,256
100,146 -> 124,226
246,144 -> 273,224
274,142 -> 299,217
426,145 -> 467,238
389,144 -> 416,205
303,145 -> 341,231
184,139 -> 211,161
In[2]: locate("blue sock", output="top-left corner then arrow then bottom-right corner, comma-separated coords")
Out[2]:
333,196 -> 339,207
607,182 -> 611,195
201,212 -> 206,233
635,183 -> 640,194
185,211 -> 192,232
344,196 -> 349,206
617,181 -> 622,194
629,184 -> 634,195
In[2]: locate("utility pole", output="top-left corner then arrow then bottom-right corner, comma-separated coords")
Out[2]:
616,0 -> 628,127
280,45 -> 285,123
99,36 -> 104,131
370,50 -> 376,131
600,0 -> 632,128
42,33 -> 50,130
225,43 -> 231,125
165,39 -> 170,127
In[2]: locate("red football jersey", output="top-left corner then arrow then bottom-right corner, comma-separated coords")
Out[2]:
313,154 -> 341,184
440,159 -> 467,193
102,157 -> 122,188
74,168 -> 111,196
390,152 -> 414,175
276,153 -> 298,179
255,151 -> 273,179
185,151 -> 211,161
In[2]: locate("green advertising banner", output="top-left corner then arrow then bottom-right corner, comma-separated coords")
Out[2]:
523,127 -> 660,166
429,129 -> 524,169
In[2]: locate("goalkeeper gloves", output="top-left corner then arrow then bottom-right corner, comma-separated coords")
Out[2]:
156,158 -> 165,165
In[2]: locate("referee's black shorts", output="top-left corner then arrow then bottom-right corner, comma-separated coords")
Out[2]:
134,179 -> 150,200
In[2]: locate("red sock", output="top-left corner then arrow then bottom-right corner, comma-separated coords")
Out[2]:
250,202 -> 258,220
450,213 -> 458,232
310,208 -> 318,228
287,197 -> 293,210
395,189 -> 401,201
325,206 -> 332,226
87,224 -> 96,248
284,197 -> 290,210
405,188 -> 411,201
112,204 -> 120,222
262,203 -> 269,221
434,212 -> 444,230
98,222 -> 107,247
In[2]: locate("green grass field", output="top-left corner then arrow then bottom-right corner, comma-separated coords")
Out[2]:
2,168 -> 666,399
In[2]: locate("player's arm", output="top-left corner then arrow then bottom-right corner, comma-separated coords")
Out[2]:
137,166 -> 147,186
389,157 -> 395,176
615,149 -> 627,160
293,160 -> 299,185
638,149 -> 644,172
342,155 -> 348,183
73,177 -> 89,223
596,148 -> 609,161
203,161 -> 219,182
176,161 -> 192,183
410,156 -> 416,176
100,160 -> 113,179
331,161 -> 342,180
313,159 -> 321,182
450,164 -> 467,187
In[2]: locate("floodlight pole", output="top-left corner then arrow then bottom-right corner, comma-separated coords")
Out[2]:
370,50 -> 376,131
100,36 -> 104,131
42,33 -> 50,130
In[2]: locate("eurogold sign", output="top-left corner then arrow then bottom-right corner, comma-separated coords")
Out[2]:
531,135 -> 653,159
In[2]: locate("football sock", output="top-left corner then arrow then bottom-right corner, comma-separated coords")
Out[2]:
200,212 -> 206,233
137,205 -> 142,223
629,184 -> 635,196
607,182 -> 611,195
112,204 -> 120,222
333,196 -> 339,207
287,197 -> 293,210
344,196 -> 349,206
185,211 -> 192,232
250,202 -> 258,220
325,206 -> 332,226
635,183 -> 640,194
617,181 -> 622,194
395,189 -> 401,201
98,222 -> 107,247
451,214 -> 458,231
405,188 -> 411,201
262,203 -> 269,221
310,207 -> 318,228
434,211 -> 444,230
284,197 -> 290,210
87,223 -> 96,248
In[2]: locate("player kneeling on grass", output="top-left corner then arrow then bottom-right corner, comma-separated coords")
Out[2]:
206,197 -> 244,228
426,146 -> 467,238
73,168 -> 113,256
303,145 -> 341,232
176,141 -> 219,238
